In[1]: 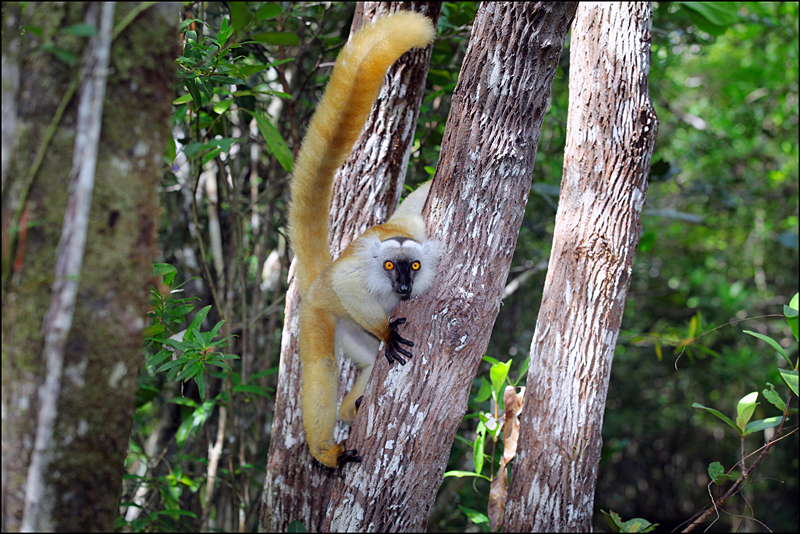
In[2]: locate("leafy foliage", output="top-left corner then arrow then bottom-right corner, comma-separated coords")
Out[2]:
110,1 -> 798,531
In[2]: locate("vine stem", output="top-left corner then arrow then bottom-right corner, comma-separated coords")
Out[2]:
681,392 -> 796,533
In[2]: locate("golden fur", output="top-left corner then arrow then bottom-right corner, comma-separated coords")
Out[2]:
287,12 -> 436,470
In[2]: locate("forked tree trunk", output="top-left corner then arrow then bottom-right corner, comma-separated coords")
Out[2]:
1,3 -> 177,531
259,3 -> 440,532
503,3 -> 658,531
323,3 -> 578,532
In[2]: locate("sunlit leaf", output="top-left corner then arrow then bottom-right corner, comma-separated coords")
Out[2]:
743,330 -> 792,367
735,391 -> 759,432
744,416 -> 783,435
252,32 -> 300,46
708,461 -> 727,485
779,369 -> 798,397
692,403 -> 740,434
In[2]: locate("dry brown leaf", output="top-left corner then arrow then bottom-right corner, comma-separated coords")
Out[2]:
488,467 -> 508,532
501,385 -> 524,466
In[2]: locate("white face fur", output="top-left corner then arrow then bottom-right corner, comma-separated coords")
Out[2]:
363,235 -> 441,301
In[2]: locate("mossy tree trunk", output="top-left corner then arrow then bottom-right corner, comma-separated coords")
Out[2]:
1,3 -> 177,531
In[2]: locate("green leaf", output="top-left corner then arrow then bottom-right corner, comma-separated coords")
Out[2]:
236,64 -> 276,78
482,355 -> 500,365
41,42 -> 77,67
256,2 -> 282,20
473,430 -> 485,475
490,360 -> 512,387
157,356 -> 190,373
169,397 -> 198,407
147,348 -> 173,369
208,75 -> 244,84
763,383 -> 786,412
59,23 -> 98,37
708,462 -> 727,485
249,110 -> 293,171
287,520 -> 307,533
602,510 -> 624,533
779,369 -> 798,396
692,403 -> 741,434
172,93 -> 192,106
228,2 -> 253,34
787,293 -> 799,342
743,330 -> 792,367
601,510 -> 659,533
179,19 -> 203,34
163,136 -> 177,166
196,372 -> 206,401
176,359 -> 202,381
680,2 -> 740,26
175,401 -> 215,449
458,505 -> 490,525
168,304 -> 194,320
209,320 -> 225,339
184,77 -> 203,108
475,377 -> 492,402
514,356 -> 530,386
443,470 -> 490,480
142,324 -> 165,339
251,32 -> 300,46
250,367 -> 279,380
217,18 -> 232,47
490,360 -> 512,403
205,359 -> 233,371
201,147 -> 222,166
187,305 -> 211,333
736,391 -> 759,432
199,78 -> 214,99
744,416 -> 783,436
232,384 -> 273,397
22,24 -> 43,37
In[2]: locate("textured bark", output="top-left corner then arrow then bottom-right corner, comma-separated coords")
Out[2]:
503,3 -> 658,531
259,3 -> 440,532
1,3 -> 177,531
323,3 -> 578,532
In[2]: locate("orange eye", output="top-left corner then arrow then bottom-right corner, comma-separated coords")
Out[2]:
412,261 -> 420,270
384,261 -> 394,270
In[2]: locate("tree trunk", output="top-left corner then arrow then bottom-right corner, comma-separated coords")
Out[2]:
503,3 -> 658,531
259,3 -> 440,532
1,2 -> 177,531
323,3 -> 578,531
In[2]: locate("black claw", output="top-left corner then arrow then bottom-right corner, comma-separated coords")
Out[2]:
355,396 -> 363,412
385,317 -> 415,365
385,348 -> 407,365
336,448 -> 363,479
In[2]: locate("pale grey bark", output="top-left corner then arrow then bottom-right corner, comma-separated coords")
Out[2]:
324,3 -> 578,531
503,3 -> 658,531
259,3 -> 440,532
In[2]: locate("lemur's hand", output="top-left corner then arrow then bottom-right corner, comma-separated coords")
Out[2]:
336,447 -> 363,479
385,317 -> 414,365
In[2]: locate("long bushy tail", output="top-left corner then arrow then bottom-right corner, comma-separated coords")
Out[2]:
288,11 -> 436,295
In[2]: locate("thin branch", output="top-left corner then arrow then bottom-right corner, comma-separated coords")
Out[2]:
201,405 -> 227,530
681,394 -> 796,533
